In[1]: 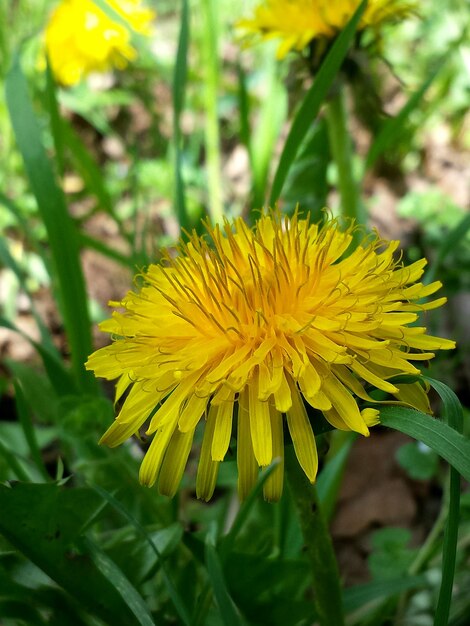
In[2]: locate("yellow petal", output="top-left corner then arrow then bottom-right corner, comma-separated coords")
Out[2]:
394,382 -> 432,414
139,420 -> 178,487
178,393 -> 210,433
99,410 -> 148,447
320,372 -> 369,436
196,405 -> 220,501
350,360 -> 399,394
361,408 -> 380,427
273,370 -> 292,412
211,394 -> 235,461
237,387 -> 259,500
263,405 -> 284,502
158,428 -> 195,497
146,370 -> 202,434
249,374 -> 272,466
285,377 -> 318,483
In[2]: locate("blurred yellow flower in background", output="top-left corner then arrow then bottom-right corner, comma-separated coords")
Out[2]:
239,0 -> 415,58
86,211 -> 454,502
44,0 -> 155,86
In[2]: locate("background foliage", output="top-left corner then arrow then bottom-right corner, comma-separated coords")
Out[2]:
0,0 -> 469,625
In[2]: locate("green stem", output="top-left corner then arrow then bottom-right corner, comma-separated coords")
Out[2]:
325,88 -> 365,225
285,446 -> 345,626
201,0 -> 224,224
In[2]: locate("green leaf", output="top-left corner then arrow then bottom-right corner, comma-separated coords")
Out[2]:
269,0 -> 367,205
368,527 -> 416,581
5,55 -> 96,394
396,441 -> 439,481
425,213 -> 470,284
281,119 -> 329,219
0,237 -> 56,354
379,406 -> 470,482
343,574 -> 429,614
173,0 -> 190,229
317,432 -> 356,522
61,118 -> 114,214
0,317 -> 75,396
205,539 -> 246,626
13,381 -> 50,481
45,60 -> 66,178
220,460 -> 280,559
423,378 -> 463,626
78,232 -> 131,268
364,60 -> 446,171
249,52 -> 287,213
0,482 -> 140,626
82,536 -> 155,626
89,484 -> 192,626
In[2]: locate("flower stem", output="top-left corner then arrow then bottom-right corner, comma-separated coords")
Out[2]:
285,446 -> 345,626
325,87 -> 366,226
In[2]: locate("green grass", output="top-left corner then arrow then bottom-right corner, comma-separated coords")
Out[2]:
0,1 -> 469,625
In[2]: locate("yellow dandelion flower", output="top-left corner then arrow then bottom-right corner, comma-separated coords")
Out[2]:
44,0 -> 155,86
238,0 -> 415,59
86,211 -> 454,502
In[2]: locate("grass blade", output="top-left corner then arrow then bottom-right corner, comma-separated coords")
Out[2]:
425,212 -> 470,284
82,536 -> 155,626
45,61 -> 66,178
5,55 -> 96,394
0,236 -> 56,353
317,432 -> 357,523
221,460 -> 279,558
78,232 -> 131,268
61,119 -> 114,215
343,574 -> 429,614
205,539 -> 246,626
0,315 -> 76,396
365,57 -> 447,171
173,0 -> 190,230
269,0 -> 367,205
13,381 -> 50,481
201,0 -> 224,223
89,483 -> 192,626
423,378 -> 463,626
379,406 -> 470,483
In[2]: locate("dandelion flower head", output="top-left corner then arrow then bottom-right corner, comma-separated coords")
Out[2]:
239,0 -> 416,59
44,0 -> 155,86
86,211 -> 454,502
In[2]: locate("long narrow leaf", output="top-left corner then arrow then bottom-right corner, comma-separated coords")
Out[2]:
423,378 -> 463,626
269,0 -> 367,205
365,56 -> 447,171
45,61 -> 65,177
61,119 -> 114,214
221,460 -> 279,559
173,0 -> 190,229
89,484 -> 192,626
425,213 -> 470,284
82,537 -> 155,626
5,56 -> 96,393
343,574 -> 429,614
0,315 -> 76,396
13,381 -> 50,481
317,432 -> 356,523
379,406 -> 469,482
201,0 -> 224,223
205,540 -> 246,626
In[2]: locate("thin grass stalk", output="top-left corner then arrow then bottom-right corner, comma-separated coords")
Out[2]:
200,0 -> 224,224
285,445 -> 345,626
173,0 -> 191,230
325,87 -> 365,226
